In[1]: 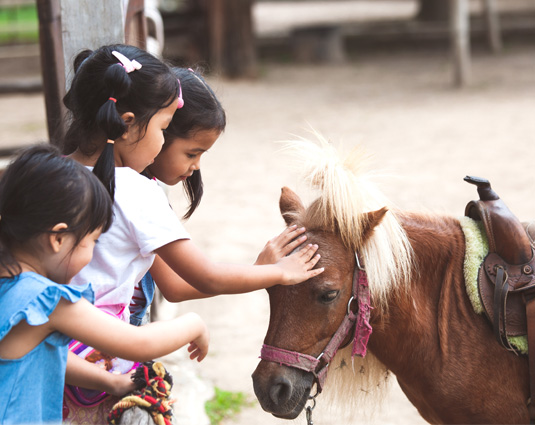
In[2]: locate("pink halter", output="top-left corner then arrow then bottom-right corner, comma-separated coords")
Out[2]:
260,253 -> 372,393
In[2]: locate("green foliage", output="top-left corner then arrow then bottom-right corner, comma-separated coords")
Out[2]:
0,5 -> 38,44
205,387 -> 253,425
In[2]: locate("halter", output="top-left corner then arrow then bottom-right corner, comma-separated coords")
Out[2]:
260,253 -> 373,423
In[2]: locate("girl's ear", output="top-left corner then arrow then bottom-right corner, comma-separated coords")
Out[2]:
121,112 -> 135,125
118,112 -> 136,142
48,223 -> 69,253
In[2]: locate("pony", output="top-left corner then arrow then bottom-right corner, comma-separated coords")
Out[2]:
252,136 -> 530,424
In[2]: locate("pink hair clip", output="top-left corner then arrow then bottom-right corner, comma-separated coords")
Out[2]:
112,51 -> 142,73
177,78 -> 184,109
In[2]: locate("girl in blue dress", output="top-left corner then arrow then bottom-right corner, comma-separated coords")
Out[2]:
0,145 -> 209,424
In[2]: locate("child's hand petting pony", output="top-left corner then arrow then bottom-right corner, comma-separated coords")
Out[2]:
255,225 -> 308,266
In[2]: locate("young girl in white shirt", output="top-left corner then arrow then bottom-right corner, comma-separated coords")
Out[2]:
61,45 -> 323,421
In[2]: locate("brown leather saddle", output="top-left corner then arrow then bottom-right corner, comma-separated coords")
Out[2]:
464,176 -> 535,421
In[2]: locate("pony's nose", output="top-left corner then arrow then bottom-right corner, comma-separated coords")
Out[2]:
269,376 -> 293,406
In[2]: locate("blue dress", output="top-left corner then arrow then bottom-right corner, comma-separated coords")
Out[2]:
0,272 -> 93,424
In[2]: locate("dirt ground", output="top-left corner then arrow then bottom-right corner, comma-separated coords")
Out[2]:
159,36 -> 535,425
1,25 -> 535,425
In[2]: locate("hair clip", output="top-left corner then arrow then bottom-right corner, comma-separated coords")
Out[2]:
177,78 -> 184,109
112,51 -> 142,73
109,97 -> 117,103
107,139 -> 115,144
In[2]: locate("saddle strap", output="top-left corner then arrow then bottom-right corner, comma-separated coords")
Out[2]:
525,294 -> 535,423
493,266 -> 515,351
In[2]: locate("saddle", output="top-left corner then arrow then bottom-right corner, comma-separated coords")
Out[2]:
464,176 -> 535,421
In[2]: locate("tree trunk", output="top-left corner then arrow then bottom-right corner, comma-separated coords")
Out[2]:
417,0 -> 450,22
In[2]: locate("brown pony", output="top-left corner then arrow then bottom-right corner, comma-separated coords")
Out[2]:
252,137 -> 529,424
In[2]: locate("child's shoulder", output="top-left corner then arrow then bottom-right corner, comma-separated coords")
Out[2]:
115,167 -> 159,190
0,273 -> 93,340
114,167 -> 167,205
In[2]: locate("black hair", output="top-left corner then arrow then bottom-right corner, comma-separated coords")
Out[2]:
164,67 -> 226,219
62,44 -> 180,200
0,144 -> 114,278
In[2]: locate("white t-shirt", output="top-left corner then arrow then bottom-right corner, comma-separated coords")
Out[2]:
71,167 -> 190,321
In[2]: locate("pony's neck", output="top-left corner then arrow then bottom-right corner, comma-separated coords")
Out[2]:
369,213 -> 465,360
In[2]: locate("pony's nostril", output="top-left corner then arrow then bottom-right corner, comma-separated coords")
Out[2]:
269,376 -> 292,405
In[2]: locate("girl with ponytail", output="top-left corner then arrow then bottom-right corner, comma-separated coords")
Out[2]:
62,45 -> 322,423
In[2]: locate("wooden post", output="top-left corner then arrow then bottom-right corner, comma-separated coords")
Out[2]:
61,0 -> 125,86
207,0 -> 256,78
482,0 -> 502,53
36,0 -> 66,145
450,0 -> 471,87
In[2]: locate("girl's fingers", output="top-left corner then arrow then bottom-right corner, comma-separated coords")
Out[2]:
275,226 -> 306,246
281,234 -> 307,255
307,265 -> 325,277
306,253 -> 321,269
299,244 -> 319,260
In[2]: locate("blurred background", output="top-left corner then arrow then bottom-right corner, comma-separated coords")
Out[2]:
1,1 -> 535,424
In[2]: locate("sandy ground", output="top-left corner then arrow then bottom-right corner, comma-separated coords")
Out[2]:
1,24 -> 535,425
159,38 -> 535,425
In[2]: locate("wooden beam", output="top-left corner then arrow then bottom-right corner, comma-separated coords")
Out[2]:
450,0 -> 471,87
36,0 -> 66,145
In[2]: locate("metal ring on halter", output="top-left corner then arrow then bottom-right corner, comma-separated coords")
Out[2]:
355,252 -> 365,270
307,382 -> 319,406
347,295 -> 356,315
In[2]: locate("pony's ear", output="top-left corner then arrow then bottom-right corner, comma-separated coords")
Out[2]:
280,186 -> 305,225
361,207 -> 388,241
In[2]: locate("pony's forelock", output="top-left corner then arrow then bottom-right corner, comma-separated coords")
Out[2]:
280,132 -> 414,312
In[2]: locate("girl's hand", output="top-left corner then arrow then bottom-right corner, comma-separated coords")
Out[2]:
255,225 -> 308,265
276,243 -> 323,285
106,370 -> 137,397
187,324 -> 210,362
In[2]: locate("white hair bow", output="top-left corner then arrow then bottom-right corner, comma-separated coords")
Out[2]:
112,50 -> 142,73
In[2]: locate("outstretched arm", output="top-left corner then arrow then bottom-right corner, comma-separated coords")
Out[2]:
150,254 -> 212,303
51,298 -> 209,363
155,237 -> 323,296
152,225 -> 309,302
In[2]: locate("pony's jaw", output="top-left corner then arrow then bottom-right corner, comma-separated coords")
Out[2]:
252,361 -> 314,418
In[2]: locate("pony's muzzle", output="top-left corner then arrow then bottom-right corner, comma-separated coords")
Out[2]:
269,376 -> 292,405
252,360 -> 314,419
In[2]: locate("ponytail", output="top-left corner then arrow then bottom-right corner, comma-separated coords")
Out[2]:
91,63 -> 133,199
93,141 -> 116,200
62,44 -> 180,201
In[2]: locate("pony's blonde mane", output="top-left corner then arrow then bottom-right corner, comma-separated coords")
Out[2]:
282,134 -> 414,413
282,134 -> 413,311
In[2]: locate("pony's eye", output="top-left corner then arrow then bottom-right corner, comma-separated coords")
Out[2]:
320,290 -> 339,304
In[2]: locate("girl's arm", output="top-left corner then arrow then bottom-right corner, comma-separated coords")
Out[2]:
155,237 -> 323,296
50,298 -> 209,363
153,225 -> 308,302
150,255 -> 212,302
65,351 -> 137,396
